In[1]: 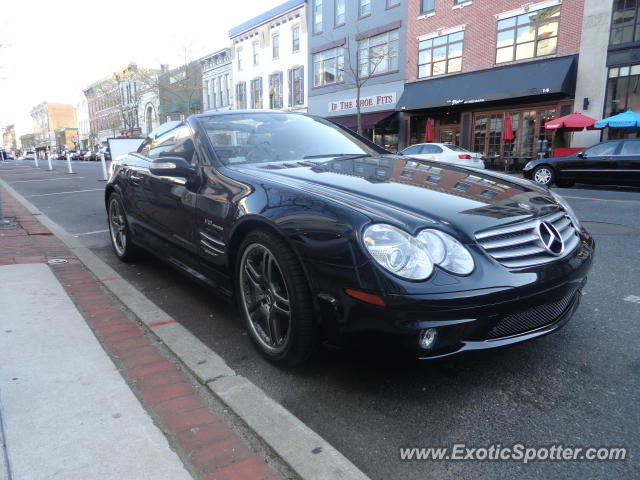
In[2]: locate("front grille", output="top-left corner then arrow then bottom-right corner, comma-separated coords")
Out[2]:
475,209 -> 580,268
487,285 -> 580,338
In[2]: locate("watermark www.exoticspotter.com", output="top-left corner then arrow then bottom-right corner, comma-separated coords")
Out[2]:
399,443 -> 627,464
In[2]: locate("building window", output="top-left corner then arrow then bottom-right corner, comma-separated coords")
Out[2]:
288,66 -> 305,106
421,0 -> 434,12
358,29 -> 399,77
225,74 -> 230,106
292,26 -> 301,51
359,0 -> 371,17
313,47 -> 345,86
236,82 -> 247,109
269,72 -> 284,109
605,64 -> 640,118
335,0 -> 345,26
272,35 -> 280,59
252,42 -> 259,66
250,78 -> 263,109
611,0 -> 640,45
237,48 -> 243,71
496,5 -> 560,64
313,0 -> 323,33
387,0 -> 400,7
418,31 -> 463,78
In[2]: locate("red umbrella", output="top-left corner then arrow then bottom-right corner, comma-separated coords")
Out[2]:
544,112 -> 598,132
424,118 -> 434,142
502,113 -> 514,142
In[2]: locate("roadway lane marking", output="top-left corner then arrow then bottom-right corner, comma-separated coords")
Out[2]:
561,195 -> 640,204
623,295 -> 640,304
26,188 -> 104,197
72,229 -> 109,237
10,177 -> 85,183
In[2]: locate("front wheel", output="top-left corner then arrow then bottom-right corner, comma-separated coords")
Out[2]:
236,230 -> 315,367
532,165 -> 555,186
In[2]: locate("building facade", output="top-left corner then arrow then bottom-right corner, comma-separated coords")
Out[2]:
2,125 -> 18,152
230,0 -> 308,112
158,62 -> 203,123
307,0 -> 407,151
201,48 -> 234,112
571,0 -> 611,147
29,102 -> 77,151
76,97 -> 91,149
398,0 -> 584,158
599,0 -> 640,140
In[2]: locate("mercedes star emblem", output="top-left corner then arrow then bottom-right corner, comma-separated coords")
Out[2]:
537,221 -> 564,256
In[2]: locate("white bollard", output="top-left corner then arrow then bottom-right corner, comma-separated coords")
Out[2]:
66,152 -> 75,174
34,151 -> 39,168
46,151 -> 53,171
99,154 -> 109,181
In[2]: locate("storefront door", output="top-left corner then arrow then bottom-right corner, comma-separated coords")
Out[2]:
439,126 -> 460,145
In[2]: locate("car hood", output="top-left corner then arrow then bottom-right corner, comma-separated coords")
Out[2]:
232,156 -> 560,239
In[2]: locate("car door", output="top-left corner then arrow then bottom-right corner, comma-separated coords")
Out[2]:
563,141 -> 620,184
617,140 -> 640,185
144,124 -> 201,252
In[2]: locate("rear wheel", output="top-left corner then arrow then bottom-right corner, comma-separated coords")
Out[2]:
107,192 -> 139,262
236,229 -> 315,367
532,165 -> 555,186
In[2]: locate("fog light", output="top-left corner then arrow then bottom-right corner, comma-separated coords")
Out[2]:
419,328 -> 437,350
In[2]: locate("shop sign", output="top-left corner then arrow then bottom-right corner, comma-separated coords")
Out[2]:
329,92 -> 396,112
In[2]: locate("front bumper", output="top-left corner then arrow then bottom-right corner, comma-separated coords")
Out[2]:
312,233 -> 594,359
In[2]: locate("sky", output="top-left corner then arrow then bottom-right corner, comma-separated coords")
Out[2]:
0,0 -> 284,139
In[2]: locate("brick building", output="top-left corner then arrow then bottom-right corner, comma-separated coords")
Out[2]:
397,0 -> 585,158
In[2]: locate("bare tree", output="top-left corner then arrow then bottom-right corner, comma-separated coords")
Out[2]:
321,30 -> 397,135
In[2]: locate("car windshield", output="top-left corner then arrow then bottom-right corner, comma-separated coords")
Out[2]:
198,112 -> 387,165
445,144 -> 471,153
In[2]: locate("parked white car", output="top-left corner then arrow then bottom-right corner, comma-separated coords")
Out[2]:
399,143 -> 485,169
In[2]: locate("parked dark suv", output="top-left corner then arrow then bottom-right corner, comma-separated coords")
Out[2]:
523,139 -> 640,187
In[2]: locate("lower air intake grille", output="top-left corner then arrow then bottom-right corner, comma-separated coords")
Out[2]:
487,286 -> 580,339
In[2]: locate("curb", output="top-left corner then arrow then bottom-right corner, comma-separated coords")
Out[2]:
0,176 -> 370,480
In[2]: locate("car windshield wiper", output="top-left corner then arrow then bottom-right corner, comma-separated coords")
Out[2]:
303,153 -> 375,160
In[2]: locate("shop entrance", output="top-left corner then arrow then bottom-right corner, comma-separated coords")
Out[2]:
438,126 -> 460,145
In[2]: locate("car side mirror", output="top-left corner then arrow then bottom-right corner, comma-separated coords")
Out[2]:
577,152 -> 585,159
150,157 -> 196,178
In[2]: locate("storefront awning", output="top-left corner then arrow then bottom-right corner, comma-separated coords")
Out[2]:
396,55 -> 577,111
328,111 -> 395,130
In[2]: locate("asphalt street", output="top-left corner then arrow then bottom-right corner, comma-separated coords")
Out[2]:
1,158 -> 638,480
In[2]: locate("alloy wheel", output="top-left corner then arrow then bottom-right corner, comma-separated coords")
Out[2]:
108,198 -> 127,257
534,167 -> 553,185
239,243 -> 292,353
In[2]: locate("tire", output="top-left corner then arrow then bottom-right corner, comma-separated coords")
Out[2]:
555,179 -> 575,188
107,192 -> 139,262
235,229 -> 315,367
532,165 -> 555,187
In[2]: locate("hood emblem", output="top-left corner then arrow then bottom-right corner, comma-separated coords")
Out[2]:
537,221 -> 564,256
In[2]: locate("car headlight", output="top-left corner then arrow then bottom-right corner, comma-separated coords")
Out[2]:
363,224 -> 433,280
417,229 -> 475,275
523,161 -> 534,170
550,190 -> 582,229
362,224 -> 475,280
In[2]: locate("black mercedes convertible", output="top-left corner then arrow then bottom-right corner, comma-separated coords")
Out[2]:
105,111 -> 594,366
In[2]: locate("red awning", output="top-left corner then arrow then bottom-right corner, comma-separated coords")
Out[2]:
544,112 -> 598,132
329,111 -> 395,130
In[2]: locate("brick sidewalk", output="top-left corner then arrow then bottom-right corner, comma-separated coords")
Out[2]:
0,185 -> 282,480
